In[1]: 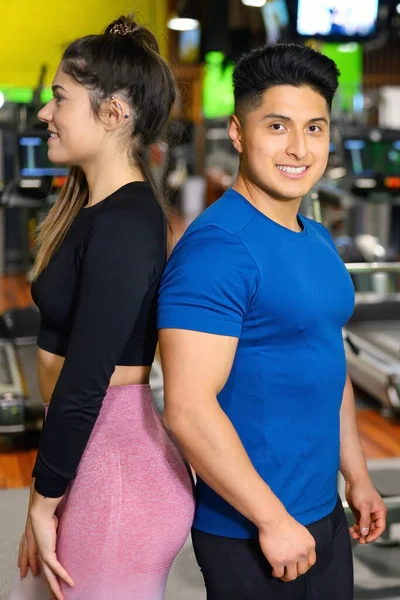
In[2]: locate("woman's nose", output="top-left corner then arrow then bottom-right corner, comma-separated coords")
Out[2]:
37,101 -> 53,124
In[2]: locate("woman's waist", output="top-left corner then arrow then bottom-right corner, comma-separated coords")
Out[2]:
43,382 -> 157,425
38,348 -> 151,404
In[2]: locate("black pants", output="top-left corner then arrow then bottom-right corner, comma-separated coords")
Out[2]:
191,497 -> 354,600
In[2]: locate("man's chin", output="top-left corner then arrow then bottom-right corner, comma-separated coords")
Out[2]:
268,186 -> 310,202
268,171 -> 321,201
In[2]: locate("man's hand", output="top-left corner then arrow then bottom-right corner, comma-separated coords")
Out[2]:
259,513 -> 316,582
345,479 -> 387,544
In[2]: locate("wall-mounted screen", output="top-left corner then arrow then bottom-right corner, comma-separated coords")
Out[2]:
296,0 -> 379,40
18,135 -> 68,178
343,138 -> 400,177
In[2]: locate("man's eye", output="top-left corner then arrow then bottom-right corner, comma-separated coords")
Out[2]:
271,124 -> 285,131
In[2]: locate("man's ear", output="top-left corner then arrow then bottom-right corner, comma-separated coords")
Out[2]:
229,114 -> 243,154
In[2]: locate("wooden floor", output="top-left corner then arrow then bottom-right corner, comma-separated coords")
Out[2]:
0,274 -> 32,313
0,450 -> 37,490
1,274 -> 400,489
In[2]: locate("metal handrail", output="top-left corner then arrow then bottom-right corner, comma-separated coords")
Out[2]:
345,262 -> 400,275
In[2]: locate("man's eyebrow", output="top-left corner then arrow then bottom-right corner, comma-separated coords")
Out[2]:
261,113 -> 329,125
307,117 -> 329,125
261,113 -> 292,122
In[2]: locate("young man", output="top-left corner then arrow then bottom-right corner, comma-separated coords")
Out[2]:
158,44 -> 387,599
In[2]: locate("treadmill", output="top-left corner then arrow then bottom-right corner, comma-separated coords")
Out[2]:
0,305 -> 41,434
0,337 -> 26,433
344,265 -> 400,415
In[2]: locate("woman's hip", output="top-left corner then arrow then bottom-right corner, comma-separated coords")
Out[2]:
56,384 -> 194,566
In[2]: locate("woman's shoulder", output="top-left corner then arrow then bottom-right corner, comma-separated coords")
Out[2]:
105,181 -> 158,208
96,181 -> 164,222
86,183 -> 165,250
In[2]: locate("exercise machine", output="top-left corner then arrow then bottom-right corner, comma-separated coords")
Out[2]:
344,262 -> 400,416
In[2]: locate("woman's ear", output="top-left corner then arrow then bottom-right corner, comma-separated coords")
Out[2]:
102,96 -> 130,131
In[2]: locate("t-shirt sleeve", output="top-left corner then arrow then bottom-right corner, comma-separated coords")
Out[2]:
33,208 -> 162,497
158,226 -> 259,337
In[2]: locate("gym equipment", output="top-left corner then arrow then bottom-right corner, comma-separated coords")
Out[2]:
339,127 -> 400,250
1,130 -> 65,276
0,339 -> 25,433
0,306 -> 41,434
0,114 -> 19,276
344,262 -> 400,416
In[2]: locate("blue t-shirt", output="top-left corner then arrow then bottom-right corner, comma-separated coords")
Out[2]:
158,188 -> 355,539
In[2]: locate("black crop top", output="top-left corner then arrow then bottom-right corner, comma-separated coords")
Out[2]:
31,182 -> 166,497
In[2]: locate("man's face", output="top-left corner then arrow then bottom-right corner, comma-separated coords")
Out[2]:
230,85 -> 331,202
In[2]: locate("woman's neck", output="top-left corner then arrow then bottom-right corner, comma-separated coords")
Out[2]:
82,152 -> 145,208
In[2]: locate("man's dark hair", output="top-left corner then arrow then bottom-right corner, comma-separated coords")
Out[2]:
233,44 -> 340,116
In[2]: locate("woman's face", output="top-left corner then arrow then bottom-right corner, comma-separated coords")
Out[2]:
38,65 -> 108,166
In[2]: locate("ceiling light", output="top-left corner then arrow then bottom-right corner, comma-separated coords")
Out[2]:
241,0 -> 266,6
167,0 -> 200,31
396,3 -> 400,15
167,17 -> 199,31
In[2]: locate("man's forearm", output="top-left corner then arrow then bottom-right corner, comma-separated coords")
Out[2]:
340,374 -> 370,484
164,394 -> 287,530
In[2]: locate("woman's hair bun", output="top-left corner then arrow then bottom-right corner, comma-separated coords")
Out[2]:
105,15 -> 140,37
104,14 -> 160,54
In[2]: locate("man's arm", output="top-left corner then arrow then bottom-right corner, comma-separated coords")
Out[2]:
160,327 -> 317,582
340,374 -> 387,543
340,374 -> 370,485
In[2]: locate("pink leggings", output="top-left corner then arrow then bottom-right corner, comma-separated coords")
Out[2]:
8,384 -> 195,599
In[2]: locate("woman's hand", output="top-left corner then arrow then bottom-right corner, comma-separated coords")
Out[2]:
30,492 -> 74,600
18,517 -> 40,579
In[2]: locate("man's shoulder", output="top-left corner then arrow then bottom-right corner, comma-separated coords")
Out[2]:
186,188 -> 257,239
170,193 -> 259,270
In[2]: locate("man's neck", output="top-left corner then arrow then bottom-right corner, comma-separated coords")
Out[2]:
233,174 -> 303,233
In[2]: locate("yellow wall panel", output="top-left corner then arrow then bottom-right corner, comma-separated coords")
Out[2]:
0,0 -> 167,87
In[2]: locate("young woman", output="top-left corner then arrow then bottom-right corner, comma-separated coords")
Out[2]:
8,15 -> 195,600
